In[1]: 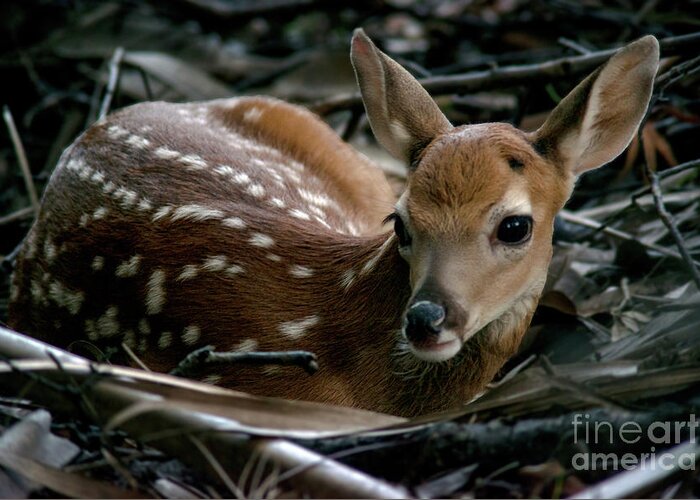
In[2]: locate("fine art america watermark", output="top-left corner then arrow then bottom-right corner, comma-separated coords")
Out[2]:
571,413 -> 698,471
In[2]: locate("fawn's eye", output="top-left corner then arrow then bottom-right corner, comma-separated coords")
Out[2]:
386,213 -> 412,247
497,215 -> 532,245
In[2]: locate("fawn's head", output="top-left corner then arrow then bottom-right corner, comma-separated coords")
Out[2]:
351,30 -> 659,362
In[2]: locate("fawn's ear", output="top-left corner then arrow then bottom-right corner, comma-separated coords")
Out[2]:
351,28 -> 452,166
534,35 -> 659,177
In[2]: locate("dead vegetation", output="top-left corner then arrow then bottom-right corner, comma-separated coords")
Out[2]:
0,0 -> 699,497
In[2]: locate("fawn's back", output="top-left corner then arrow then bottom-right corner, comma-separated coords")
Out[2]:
9,31 -> 659,417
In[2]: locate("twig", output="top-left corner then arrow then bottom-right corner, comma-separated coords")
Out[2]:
638,54 -> 700,290
3,106 -> 39,218
170,346 -> 318,378
0,206 -> 34,226
98,47 -> 125,121
646,170 -> 700,289
558,210 -> 700,266
557,37 -> 592,54
310,32 -> 700,115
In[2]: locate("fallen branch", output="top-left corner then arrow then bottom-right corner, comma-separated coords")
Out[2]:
98,47 -> 125,121
300,401 -> 700,483
170,346 -> 319,378
310,32 -> 700,115
3,107 -> 39,218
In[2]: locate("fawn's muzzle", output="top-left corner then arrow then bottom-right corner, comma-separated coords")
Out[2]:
404,301 -> 445,342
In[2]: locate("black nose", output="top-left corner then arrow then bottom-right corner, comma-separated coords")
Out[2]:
404,301 -> 445,342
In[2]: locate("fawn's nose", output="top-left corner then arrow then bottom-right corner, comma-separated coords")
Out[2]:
404,301 -> 446,342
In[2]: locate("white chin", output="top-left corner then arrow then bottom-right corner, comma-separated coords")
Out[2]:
409,338 -> 462,362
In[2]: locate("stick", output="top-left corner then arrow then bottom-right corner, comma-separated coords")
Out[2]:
638,54 -> 700,290
170,346 -> 319,378
310,32 -> 700,115
646,170 -> 700,289
558,210 -> 699,266
0,206 -> 34,226
3,107 -> 40,218
98,47 -> 125,121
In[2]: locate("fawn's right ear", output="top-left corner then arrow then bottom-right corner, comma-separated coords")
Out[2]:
534,35 -> 660,178
351,29 -> 452,167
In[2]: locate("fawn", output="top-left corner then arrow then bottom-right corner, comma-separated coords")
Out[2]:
8,30 -> 658,417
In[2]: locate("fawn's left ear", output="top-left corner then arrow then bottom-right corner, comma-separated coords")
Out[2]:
534,35 -> 660,177
350,28 -> 453,167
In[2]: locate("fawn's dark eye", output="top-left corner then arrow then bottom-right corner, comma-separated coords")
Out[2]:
497,215 -> 532,245
386,213 -> 412,247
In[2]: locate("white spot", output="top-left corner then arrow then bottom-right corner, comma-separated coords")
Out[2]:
154,146 -> 181,160
97,306 -> 120,338
243,107 -> 263,122
126,134 -> 151,149
279,315 -> 320,340
202,255 -> 228,272
79,214 -> 89,227
182,325 -> 201,346
248,233 -> 274,248
308,205 -> 326,218
115,255 -> 141,278
153,205 -> 173,221
120,190 -> 138,208
102,181 -> 115,194
214,164 -> 236,177
178,154 -> 208,170
107,125 -> 129,139
266,254 -> 282,262
269,197 -> 285,208
314,216 -> 332,229
340,269 -> 356,289
234,338 -> 259,352
139,125 -> 153,133
177,264 -> 199,281
158,331 -> 173,349
171,205 -> 224,222
137,338 -> 148,353
48,281 -> 84,315
232,172 -> 250,185
85,319 -> 98,341
222,216 -> 246,229
289,209 -> 311,221
137,198 -> 153,211
246,183 -> 266,198
146,269 -> 166,315
43,239 -> 57,263
91,256 -> 105,271
93,207 -> 108,220
123,329 -> 136,349
297,189 -> 334,208
30,280 -> 45,304
138,318 -> 151,335
91,171 -> 105,183
9,283 -> 19,302
225,264 -> 244,276
290,265 -> 314,278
